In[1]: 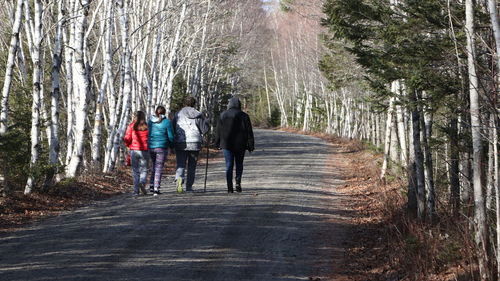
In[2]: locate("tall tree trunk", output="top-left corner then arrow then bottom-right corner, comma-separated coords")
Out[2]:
380,93 -> 396,180
411,90 -> 425,220
264,66 -> 272,119
487,0 -> 500,76
0,0 -> 24,135
465,0 -> 490,278
47,0 -> 65,185
24,0 -> 43,194
449,113 -> 460,216
66,0 -> 91,178
422,93 -> 435,222
0,0 -> 24,195
91,0 -> 112,168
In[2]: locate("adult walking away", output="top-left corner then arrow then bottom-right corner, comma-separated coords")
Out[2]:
215,96 -> 254,193
173,97 -> 209,193
124,111 -> 149,196
148,106 -> 174,196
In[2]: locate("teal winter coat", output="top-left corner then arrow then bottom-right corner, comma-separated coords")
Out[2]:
148,115 -> 174,149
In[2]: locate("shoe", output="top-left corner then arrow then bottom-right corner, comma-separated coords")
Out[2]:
228,182 -> 234,193
235,183 -> 242,193
176,179 -> 183,193
132,192 -> 139,197
140,183 -> 147,195
154,189 -> 162,195
149,185 -> 154,193
153,192 -> 158,197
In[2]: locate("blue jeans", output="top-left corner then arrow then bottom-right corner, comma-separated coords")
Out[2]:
175,150 -> 199,191
223,149 -> 245,188
130,150 -> 149,194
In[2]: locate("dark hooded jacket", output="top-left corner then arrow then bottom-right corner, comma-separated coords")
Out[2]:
215,97 -> 254,152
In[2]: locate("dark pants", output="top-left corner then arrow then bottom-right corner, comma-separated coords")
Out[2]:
175,149 -> 200,191
223,149 -> 245,190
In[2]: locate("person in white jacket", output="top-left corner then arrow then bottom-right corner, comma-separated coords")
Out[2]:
173,96 -> 209,193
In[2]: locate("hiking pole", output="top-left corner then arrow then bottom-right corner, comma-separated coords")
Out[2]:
203,136 -> 209,193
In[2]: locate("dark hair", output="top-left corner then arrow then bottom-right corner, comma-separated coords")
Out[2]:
184,96 -> 196,107
133,111 -> 148,131
155,106 -> 166,123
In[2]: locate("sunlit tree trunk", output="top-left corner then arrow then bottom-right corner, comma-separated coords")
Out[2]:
66,0 -> 91,178
0,0 -> 24,135
48,0 -> 65,179
91,0 -> 112,167
465,0 -> 490,278
24,0 -> 43,194
380,92 -> 396,180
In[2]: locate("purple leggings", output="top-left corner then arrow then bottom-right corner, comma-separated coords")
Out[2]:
149,148 -> 167,189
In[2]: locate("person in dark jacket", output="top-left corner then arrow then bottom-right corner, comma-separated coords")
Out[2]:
215,96 -> 254,193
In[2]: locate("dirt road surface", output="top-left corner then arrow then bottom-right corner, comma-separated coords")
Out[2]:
0,129 -> 351,281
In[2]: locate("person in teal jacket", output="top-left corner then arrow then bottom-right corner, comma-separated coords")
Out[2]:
148,106 -> 174,196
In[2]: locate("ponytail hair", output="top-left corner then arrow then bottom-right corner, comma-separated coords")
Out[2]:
133,111 -> 148,131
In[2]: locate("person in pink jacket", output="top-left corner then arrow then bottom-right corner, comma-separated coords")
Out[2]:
124,111 -> 149,196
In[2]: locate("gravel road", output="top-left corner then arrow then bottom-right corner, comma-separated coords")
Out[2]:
0,129 -> 349,281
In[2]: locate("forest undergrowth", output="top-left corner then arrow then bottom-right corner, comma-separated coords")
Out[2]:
282,127 -> 477,281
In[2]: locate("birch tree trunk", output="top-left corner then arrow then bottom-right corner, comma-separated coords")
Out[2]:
66,0 -> 91,178
487,0 -> 500,76
24,0 -> 43,194
106,0 -> 133,172
380,94 -> 396,180
91,0 -> 112,167
465,0 -> 490,278
422,94 -> 435,222
64,0 -> 75,166
0,0 -> 24,135
48,0 -> 65,177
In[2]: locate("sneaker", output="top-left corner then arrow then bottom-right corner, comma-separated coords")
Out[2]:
153,192 -> 158,197
235,183 -> 242,193
139,183 -> 147,195
132,192 -> 139,197
154,189 -> 162,195
176,179 -> 183,193
149,185 -> 154,193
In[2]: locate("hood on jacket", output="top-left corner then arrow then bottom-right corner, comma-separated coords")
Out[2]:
227,97 -> 241,110
150,114 -> 166,123
179,107 -> 202,119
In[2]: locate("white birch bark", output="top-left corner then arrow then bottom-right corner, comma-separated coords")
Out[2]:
24,0 -> 43,194
91,1 -> 112,167
380,95 -> 396,180
0,0 -> 24,135
49,0 -> 65,168
162,3 -> 187,114
64,0 -> 75,166
487,0 -> 500,76
422,92 -> 435,221
106,0 -> 133,172
465,0 -> 490,278
65,0 -> 91,178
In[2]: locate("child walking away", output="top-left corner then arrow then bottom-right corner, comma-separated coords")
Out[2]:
124,111 -> 149,196
215,96 -> 254,193
173,97 -> 209,193
148,106 -> 174,196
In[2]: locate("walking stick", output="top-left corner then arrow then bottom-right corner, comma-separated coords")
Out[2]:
203,138 -> 209,193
